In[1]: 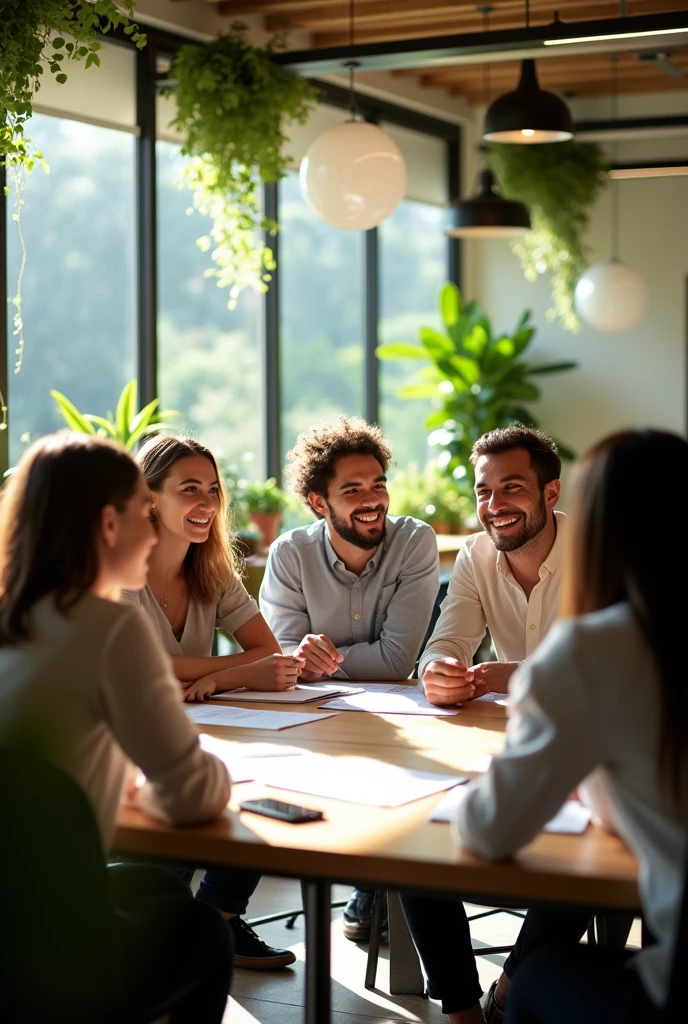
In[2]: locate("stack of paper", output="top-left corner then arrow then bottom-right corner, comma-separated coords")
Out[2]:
319,682 -> 460,717
213,683 -> 361,704
185,705 -> 338,730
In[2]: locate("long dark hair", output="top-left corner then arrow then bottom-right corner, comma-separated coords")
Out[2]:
0,432 -> 140,644
135,435 -> 237,604
560,428 -> 687,810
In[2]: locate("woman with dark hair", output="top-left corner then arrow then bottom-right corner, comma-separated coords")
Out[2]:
0,431 -> 233,1023
126,435 -> 303,702
454,428 -> 687,1023
124,434 -> 298,970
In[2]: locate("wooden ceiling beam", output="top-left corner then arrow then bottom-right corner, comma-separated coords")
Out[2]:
419,52 -> 688,85
265,0 -> 648,34
309,1 -> 682,48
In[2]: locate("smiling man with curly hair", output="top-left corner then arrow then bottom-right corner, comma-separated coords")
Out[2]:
259,415 -> 439,942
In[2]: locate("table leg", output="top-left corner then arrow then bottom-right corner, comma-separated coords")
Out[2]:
303,878 -> 332,1024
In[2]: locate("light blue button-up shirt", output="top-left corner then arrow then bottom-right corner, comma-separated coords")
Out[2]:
259,516 -> 439,680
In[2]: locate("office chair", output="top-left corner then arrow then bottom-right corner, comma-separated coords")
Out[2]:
0,748 -> 161,1024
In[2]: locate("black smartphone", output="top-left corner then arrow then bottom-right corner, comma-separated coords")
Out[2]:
238,798 -> 325,824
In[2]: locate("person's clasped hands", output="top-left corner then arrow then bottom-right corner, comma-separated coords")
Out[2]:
293,633 -> 344,682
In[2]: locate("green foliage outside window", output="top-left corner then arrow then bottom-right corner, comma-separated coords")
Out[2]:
234,477 -> 290,516
487,141 -> 608,333
166,22 -> 319,309
388,461 -> 477,533
377,282 -> 578,490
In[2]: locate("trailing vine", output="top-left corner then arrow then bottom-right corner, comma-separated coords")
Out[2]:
167,21 -> 319,309
1,1 -> 145,379
487,141 -> 608,332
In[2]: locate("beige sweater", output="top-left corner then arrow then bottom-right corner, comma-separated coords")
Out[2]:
0,593 -> 231,849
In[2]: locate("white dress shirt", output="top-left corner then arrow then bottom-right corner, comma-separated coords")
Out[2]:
455,602 -> 686,1007
418,511 -> 567,686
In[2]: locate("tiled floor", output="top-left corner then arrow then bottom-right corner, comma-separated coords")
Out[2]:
218,876 -> 643,1023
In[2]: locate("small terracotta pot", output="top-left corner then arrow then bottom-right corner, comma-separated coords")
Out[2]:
430,519 -> 453,535
248,512 -> 282,549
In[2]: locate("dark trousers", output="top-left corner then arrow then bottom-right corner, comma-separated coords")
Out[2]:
174,864 -> 263,916
110,863 -> 233,1023
507,945 -> 660,1024
399,890 -> 634,1015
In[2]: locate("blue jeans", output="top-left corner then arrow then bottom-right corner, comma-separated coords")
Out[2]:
174,865 -> 263,916
399,891 -> 633,1015
507,944 -> 659,1023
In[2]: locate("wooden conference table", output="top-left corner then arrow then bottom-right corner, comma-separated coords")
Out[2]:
114,686 -> 640,1022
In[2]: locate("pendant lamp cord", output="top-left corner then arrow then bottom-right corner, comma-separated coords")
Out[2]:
477,6 -> 493,104
344,0 -> 359,120
524,0 -> 530,28
610,55 -> 619,260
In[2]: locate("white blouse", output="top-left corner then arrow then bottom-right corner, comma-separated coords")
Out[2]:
455,601 -> 686,1007
0,594 -> 230,848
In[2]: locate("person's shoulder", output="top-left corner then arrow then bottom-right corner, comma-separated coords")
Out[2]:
269,520 -> 323,558
79,592 -> 148,641
120,588 -> 143,606
385,515 -> 435,544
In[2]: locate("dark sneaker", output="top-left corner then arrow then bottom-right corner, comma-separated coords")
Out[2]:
229,916 -> 296,970
480,980 -> 506,1024
342,889 -> 388,943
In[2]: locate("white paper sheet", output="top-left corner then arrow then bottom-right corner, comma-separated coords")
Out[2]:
319,683 -> 460,717
197,736 -> 308,783
430,788 -> 591,834
185,705 -> 338,730
212,683 -> 361,704
258,753 -> 465,807
471,691 -> 509,706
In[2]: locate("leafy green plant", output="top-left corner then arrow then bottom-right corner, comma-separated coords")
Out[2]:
166,21 -> 319,309
487,141 -> 608,332
388,461 -> 477,532
235,477 -> 290,515
377,282 -> 578,489
1,2 -> 145,378
50,379 -> 181,451
1,1 -> 145,173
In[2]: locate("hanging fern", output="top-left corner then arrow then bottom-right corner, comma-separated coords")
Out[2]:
167,21 -> 319,309
487,141 -> 608,333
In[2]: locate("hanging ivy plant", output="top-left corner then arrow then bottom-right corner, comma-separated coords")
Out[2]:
487,141 -> 608,333
1,1 -> 145,172
167,21 -> 319,309
0,0 -> 145,414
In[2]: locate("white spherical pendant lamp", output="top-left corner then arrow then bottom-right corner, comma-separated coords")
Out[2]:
574,260 -> 649,333
299,120 -> 407,231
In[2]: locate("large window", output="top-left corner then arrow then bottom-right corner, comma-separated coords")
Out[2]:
278,172 -> 365,463
5,113 -> 136,467
379,200 -> 451,471
156,142 -> 263,480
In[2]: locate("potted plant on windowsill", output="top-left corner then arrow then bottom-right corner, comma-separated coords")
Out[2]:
235,477 -> 290,550
388,461 -> 477,535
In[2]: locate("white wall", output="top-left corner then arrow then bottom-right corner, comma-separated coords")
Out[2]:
463,92 -> 688,499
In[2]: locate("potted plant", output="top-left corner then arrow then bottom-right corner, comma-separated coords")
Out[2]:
235,477 -> 290,550
377,282 -> 578,490
49,379 -> 181,451
388,461 -> 477,535
166,21 -> 318,309
486,141 -> 608,332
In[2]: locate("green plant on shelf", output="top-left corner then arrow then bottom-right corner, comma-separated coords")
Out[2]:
388,461 -> 477,534
377,281 -> 578,491
235,477 -> 290,516
50,379 -> 181,451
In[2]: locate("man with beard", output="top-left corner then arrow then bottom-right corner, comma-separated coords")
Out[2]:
419,423 -> 564,708
260,415 -> 439,939
405,426 -> 631,1024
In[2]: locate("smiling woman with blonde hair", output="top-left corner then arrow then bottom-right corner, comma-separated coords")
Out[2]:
123,434 -> 299,972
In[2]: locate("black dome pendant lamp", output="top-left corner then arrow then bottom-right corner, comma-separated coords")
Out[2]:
447,7 -> 531,239
482,1 -> 574,144
447,167 -> 531,238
